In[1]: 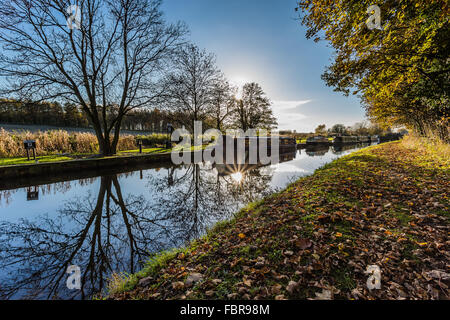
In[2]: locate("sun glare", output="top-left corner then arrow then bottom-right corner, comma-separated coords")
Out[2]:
230,76 -> 249,99
231,172 -> 244,184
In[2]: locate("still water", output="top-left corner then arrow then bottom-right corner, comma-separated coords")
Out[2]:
0,143 -> 375,299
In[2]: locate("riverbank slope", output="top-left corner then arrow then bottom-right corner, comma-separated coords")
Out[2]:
109,138 -> 449,300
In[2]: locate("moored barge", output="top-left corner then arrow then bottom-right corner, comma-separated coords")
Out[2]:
333,136 -> 358,144
306,136 -> 330,146
221,136 -> 297,153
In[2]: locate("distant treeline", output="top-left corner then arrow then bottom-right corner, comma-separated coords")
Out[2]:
279,122 -> 400,140
0,99 -> 172,132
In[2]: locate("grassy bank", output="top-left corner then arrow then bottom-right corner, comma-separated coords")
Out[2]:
108,137 -> 449,300
0,144 -> 207,167
0,154 -> 74,166
0,148 -> 170,167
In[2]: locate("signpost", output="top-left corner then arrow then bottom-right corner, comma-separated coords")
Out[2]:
137,139 -> 143,154
166,123 -> 174,149
24,140 -> 37,161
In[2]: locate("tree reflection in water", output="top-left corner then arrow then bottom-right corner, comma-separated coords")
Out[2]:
146,162 -> 276,243
0,160 -> 277,300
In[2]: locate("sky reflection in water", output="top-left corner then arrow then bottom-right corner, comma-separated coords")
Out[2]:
0,144 -> 373,299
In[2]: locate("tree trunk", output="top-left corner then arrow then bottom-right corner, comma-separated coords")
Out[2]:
111,116 -> 124,156
90,116 -> 116,156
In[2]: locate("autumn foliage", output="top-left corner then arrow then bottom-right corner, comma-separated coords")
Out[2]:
296,0 -> 449,141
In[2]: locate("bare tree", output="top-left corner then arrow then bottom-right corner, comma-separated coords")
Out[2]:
210,77 -> 236,131
162,44 -> 221,131
0,0 -> 187,155
231,82 -> 277,131
351,121 -> 370,136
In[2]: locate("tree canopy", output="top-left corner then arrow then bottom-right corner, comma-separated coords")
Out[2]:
231,83 -> 278,132
296,0 -> 449,141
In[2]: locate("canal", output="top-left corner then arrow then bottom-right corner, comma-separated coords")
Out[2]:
0,143 -> 376,299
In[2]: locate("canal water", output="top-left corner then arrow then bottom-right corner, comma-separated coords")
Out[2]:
0,143 -> 375,299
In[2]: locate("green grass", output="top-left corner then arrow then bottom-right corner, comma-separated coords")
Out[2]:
0,147 -> 172,167
118,148 -> 170,154
331,267 -> 356,291
108,248 -> 184,295
0,155 -> 73,166
0,144 -> 209,167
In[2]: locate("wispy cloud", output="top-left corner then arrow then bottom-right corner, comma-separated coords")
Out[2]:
273,100 -> 313,112
272,100 -> 312,130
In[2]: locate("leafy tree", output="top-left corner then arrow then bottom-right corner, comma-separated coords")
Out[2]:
231,83 -> 278,131
296,0 -> 449,141
63,103 -> 87,128
314,124 -> 327,135
331,124 -> 347,135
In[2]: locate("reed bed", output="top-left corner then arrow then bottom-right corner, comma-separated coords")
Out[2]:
0,128 -> 137,158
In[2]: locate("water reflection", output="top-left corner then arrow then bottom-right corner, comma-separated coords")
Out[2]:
1,175 -> 174,299
26,186 -> 39,201
332,143 -> 371,153
305,145 -> 330,157
0,144 -> 375,299
0,163 -> 276,300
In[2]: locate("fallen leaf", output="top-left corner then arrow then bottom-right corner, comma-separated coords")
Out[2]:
286,281 -> 298,294
296,238 -> 312,250
185,273 -> 203,287
271,284 -> 282,295
313,289 -> 333,300
172,281 -> 184,290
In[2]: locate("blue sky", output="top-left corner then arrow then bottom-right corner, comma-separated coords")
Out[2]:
161,0 -> 367,132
